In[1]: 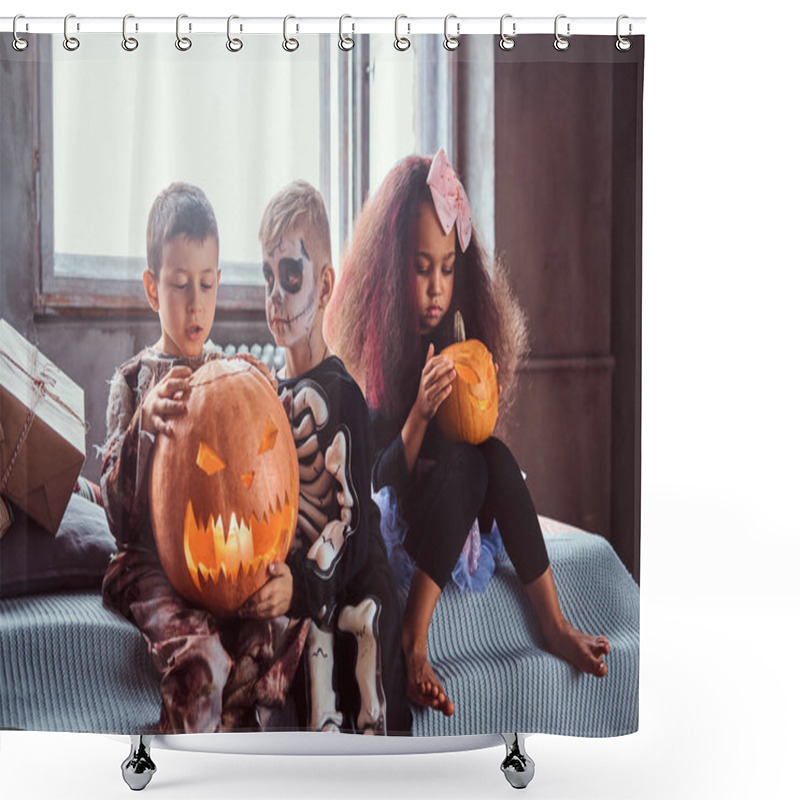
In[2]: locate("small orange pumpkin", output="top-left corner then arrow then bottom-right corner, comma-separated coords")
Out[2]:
436,311 -> 498,445
149,358 -> 298,617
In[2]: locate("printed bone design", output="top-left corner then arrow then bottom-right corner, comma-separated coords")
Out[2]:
281,379 -> 383,733
338,596 -> 386,734
306,621 -> 344,732
280,381 -> 358,578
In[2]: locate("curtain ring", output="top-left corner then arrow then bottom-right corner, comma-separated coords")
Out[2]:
122,14 -> 139,51
176,14 -> 192,51
283,15 -> 299,52
499,14 -> 515,51
63,14 -> 80,51
12,15 -> 29,52
443,14 -> 459,51
554,14 -> 570,51
394,15 -> 410,51
226,15 -> 243,52
339,14 -> 355,51
616,15 -> 632,51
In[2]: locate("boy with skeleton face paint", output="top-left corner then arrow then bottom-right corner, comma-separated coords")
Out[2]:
263,235 -> 319,358
259,181 -> 411,734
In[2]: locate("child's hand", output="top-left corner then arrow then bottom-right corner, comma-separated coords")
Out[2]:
141,366 -> 193,436
414,343 -> 457,421
237,562 -> 293,619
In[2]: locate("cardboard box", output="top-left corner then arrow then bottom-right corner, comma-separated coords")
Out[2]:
0,320 -> 86,534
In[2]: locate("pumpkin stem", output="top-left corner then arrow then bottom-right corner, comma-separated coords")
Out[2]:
454,310 -> 466,343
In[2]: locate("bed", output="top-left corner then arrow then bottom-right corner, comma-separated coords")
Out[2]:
0,491 -> 639,788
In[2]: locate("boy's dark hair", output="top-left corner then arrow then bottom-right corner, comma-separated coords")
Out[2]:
146,182 -> 219,276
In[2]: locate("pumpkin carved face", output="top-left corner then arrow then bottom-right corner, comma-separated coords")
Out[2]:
149,358 -> 299,617
436,339 -> 499,445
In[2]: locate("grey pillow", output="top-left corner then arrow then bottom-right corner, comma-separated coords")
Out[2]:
0,493 -> 116,598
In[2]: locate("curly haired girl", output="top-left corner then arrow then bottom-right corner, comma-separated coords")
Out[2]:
326,150 -> 609,716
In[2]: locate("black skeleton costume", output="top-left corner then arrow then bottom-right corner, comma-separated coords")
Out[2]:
280,357 -> 411,735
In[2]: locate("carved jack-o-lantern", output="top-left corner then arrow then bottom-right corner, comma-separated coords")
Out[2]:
436,312 -> 499,445
149,358 -> 299,617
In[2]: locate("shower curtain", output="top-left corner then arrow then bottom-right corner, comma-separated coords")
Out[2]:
0,24 -> 643,739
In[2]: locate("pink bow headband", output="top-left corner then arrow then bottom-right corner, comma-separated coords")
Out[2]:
426,148 -> 473,252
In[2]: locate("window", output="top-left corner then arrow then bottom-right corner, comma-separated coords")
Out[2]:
34,33 -> 457,314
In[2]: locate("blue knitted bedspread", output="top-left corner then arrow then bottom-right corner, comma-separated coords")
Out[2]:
415,527 -> 639,737
0,527 -> 638,737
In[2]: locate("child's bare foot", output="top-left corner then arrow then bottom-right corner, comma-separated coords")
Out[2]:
541,619 -> 610,677
404,647 -> 455,716
525,568 -> 609,677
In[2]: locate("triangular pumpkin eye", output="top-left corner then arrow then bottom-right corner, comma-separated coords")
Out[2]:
454,363 -> 480,385
196,441 -> 227,475
259,417 -> 278,453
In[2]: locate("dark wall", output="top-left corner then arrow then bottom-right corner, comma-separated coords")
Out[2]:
496,57 -> 615,542
610,60 -> 643,583
458,37 -> 642,580
1,37 -> 37,338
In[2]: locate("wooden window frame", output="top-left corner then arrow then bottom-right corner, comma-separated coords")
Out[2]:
33,36 -> 338,317
33,35 -> 452,317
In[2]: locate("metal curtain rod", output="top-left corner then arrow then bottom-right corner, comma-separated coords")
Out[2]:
0,15 -> 646,36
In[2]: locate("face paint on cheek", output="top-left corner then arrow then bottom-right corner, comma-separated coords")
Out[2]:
263,264 -> 277,298
284,293 -> 317,326
264,264 -> 281,317
268,251 -> 318,342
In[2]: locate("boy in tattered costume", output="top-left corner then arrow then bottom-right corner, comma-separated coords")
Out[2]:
260,181 -> 411,734
101,182 -> 308,734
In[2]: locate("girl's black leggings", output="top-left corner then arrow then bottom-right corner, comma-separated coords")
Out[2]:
401,437 -> 550,590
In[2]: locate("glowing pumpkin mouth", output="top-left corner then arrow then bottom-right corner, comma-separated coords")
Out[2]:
183,494 -> 295,592
469,395 -> 493,411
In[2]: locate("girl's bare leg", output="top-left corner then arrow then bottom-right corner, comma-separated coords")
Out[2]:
401,568 -> 455,716
525,566 -> 610,677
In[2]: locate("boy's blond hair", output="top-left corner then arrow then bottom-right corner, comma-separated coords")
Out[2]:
259,181 -> 332,273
